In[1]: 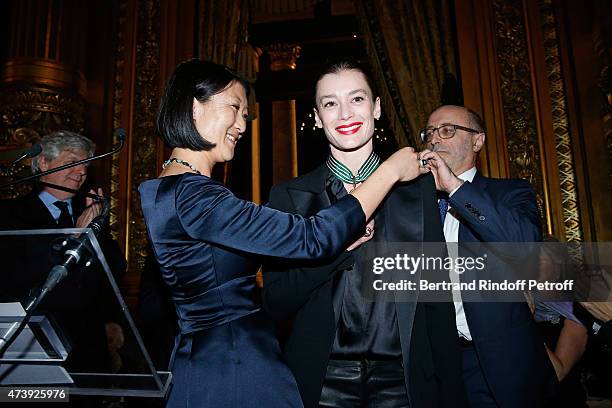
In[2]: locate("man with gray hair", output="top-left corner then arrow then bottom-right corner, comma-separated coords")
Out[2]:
30,130 -> 102,228
0,130 -> 126,374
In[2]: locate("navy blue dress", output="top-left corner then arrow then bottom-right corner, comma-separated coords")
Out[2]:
139,173 -> 365,407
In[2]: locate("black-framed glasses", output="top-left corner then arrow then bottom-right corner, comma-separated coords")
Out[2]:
419,123 -> 480,143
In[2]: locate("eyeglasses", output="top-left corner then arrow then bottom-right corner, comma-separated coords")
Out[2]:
419,123 -> 480,143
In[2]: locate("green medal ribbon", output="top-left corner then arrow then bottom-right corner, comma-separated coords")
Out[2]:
326,152 -> 381,186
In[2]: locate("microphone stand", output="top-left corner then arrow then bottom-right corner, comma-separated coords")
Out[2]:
0,198 -> 111,356
0,128 -> 125,191
37,181 -> 106,203
0,129 -> 125,357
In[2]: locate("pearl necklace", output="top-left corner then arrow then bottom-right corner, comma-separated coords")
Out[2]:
162,158 -> 201,175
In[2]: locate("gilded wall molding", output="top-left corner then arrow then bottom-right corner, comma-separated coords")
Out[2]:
538,0 -> 583,242
127,0 -> 161,276
0,85 -> 84,199
110,0 -> 128,242
110,0 -> 161,282
0,85 -> 85,145
492,0 -> 547,228
265,43 -> 301,70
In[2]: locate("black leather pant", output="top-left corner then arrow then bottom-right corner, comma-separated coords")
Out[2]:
319,359 -> 409,408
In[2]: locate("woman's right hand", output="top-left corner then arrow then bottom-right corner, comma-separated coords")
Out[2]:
350,147 -> 429,221
383,147 -> 429,182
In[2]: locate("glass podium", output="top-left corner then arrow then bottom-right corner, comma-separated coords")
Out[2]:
0,228 -> 171,398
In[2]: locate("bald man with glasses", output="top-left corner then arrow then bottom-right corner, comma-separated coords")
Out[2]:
420,105 -> 558,408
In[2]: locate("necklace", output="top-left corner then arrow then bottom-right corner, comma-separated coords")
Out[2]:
162,158 -> 202,175
326,152 -> 380,187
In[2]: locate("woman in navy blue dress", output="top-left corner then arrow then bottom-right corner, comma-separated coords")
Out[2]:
139,59 -> 427,407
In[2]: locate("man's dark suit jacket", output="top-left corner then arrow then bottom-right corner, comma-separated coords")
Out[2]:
0,190 -> 126,371
263,165 -> 467,408
448,172 -> 558,407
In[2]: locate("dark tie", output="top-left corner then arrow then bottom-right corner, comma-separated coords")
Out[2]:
54,201 -> 73,227
438,195 -> 449,223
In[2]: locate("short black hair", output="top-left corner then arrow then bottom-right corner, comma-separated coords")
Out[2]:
156,59 -> 250,151
313,59 -> 378,108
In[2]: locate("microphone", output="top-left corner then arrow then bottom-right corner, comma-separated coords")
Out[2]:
34,199 -> 110,303
114,127 -> 126,142
0,218 -> 98,355
0,128 -> 127,190
35,239 -> 89,302
8,144 -> 42,167
87,197 -> 110,236
0,129 -> 126,357
38,187 -> 111,295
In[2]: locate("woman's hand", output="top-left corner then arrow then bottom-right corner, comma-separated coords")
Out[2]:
347,219 -> 375,251
383,147 -> 429,183
349,147 -> 428,221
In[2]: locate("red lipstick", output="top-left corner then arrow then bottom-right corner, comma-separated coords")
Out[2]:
335,122 -> 363,135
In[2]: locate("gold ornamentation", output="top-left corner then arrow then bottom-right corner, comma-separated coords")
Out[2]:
2,58 -> 86,95
538,0 -> 583,242
12,128 -> 41,145
110,0 -> 128,242
265,43 -> 301,70
0,163 -> 32,200
110,0 -> 161,299
127,0 -> 162,278
493,0 -> 547,228
0,85 -> 84,199
0,86 -> 85,145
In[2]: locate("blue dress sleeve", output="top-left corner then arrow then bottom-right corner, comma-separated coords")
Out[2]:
175,176 -> 365,259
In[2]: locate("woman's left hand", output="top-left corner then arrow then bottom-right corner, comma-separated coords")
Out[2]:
347,219 -> 375,251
